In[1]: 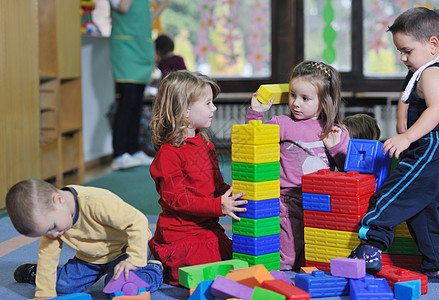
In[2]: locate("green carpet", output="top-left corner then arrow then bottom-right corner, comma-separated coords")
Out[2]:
83,153 -> 232,216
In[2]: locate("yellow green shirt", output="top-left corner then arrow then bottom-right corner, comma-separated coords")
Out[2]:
35,185 -> 151,298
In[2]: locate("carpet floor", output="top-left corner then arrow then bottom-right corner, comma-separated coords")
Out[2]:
1,154 -> 439,299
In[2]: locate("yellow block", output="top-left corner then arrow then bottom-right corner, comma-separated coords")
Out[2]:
305,244 -> 351,264
232,180 -> 280,200
231,143 -> 280,164
394,222 -> 411,238
256,83 -> 289,104
225,264 -> 274,288
231,120 -> 279,145
304,227 -> 360,249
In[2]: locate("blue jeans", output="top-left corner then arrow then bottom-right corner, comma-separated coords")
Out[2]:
56,254 -> 163,295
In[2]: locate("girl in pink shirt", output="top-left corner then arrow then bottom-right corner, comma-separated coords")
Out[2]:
246,61 -> 350,270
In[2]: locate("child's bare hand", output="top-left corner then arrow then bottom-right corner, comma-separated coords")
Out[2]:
113,260 -> 137,281
323,126 -> 342,148
251,92 -> 274,112
383,134 -> 411,159
221,187 -> 247,221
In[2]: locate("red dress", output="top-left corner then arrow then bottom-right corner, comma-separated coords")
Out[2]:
148,133 -> 232,285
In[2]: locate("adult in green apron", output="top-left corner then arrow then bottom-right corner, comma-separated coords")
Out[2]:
110,0 -> 155,170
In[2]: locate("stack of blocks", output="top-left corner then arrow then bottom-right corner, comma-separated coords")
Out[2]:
230,120 -> 281,271
302,139 -> 423,271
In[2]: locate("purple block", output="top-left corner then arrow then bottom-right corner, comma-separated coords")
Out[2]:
103,271 -> 150,295
270,269 -> 292,284
210,275 -> 253,300
330,257 -> 365,279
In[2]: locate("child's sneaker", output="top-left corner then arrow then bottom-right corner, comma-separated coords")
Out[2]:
14,263 -> 37,285
349,244 -> 382,273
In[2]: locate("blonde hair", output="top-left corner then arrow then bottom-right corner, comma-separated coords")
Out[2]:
343,113 -> 381,140
151,70 -> 220,150
289,60 -> 342,139
5,178 -> 57,235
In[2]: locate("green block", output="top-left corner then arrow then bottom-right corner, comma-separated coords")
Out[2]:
390,156 -> 400,175
383,237 -> 421,255
251,286 -> 285,300
233,216 -> 280,237
178,259 -> 249,288
232,161 -> 280,182
233,252 -> 281,271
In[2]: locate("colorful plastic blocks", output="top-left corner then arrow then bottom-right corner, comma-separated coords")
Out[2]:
255,83 -> 289,104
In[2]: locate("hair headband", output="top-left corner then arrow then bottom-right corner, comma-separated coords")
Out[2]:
307,62 -> 331,77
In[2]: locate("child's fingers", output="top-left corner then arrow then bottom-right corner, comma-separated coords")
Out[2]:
124,268 -> 130,281
231,192 -> 245,200
234,199 -> 248,207
113,267 -> 122,280
229,212 -> 241,221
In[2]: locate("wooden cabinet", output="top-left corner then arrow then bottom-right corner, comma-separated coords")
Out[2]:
39,0 -> 84,186
0,0 -> 84,209
0,1 -> 41,209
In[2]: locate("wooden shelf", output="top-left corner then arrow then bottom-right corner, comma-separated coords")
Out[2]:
38,0 -> 84,187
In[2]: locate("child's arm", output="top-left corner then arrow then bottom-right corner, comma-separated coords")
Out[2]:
397,92 -> 409,134
245,92 -> 275,124
383,68 -> 439,158
34,237 -> 63,299
324,125 -> 350,171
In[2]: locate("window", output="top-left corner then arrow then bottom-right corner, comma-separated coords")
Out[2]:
160,0 -> 272,79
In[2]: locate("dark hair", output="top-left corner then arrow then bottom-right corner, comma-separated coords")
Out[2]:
5,178 -> 57,235
155,34 -> 175,57
388,7 -> 439,42
343,113 -> 381,140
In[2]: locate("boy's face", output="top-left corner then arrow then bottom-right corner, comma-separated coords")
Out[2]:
393,32 -> 437,72
28,196 -> 73,238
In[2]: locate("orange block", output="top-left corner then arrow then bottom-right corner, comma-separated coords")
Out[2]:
113,291 -> 150,300
300,267 -> 319,273
225,264 -> 274,288
262,279 -> 311,300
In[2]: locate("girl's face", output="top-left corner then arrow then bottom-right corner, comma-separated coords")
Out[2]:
393,32 -> 437,72
289,78 -> 320,120
186,85 -> 217,137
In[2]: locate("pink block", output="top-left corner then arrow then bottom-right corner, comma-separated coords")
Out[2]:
330,257 -> 365,279
210,275 -> 254,300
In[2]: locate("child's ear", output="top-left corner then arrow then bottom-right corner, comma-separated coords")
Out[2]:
429,36 -> 439,54
52,192 -> 63,206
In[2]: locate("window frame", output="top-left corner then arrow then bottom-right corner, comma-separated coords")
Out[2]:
218,0 -> 404,93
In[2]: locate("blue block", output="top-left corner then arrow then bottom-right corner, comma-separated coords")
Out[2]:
235,198 -> 279,219
394,280 -> 421,300
349,274 -> 393,300
49,293 -> 91,299
344,139 -> 391,189
302,193 -> 331,212
232,234 -> 280,255
294,270 -> 349,297
188,280 -> 215,300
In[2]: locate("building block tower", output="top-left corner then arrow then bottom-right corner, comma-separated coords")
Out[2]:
230,120 -> 281,271
301,139 -> 422,271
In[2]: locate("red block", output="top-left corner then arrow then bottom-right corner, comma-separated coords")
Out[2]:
375,265 -> 428,294
302,170 -> 376,197
381,253 -> 422,271
331,192 -> 374,214
304,261 -> 330,272
303,210 -> 365,232
262,279 -> 311,300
